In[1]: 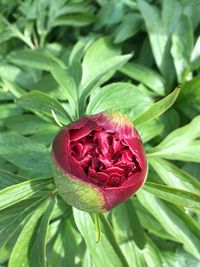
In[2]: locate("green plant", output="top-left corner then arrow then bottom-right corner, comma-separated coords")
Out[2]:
0,0 -> 200,266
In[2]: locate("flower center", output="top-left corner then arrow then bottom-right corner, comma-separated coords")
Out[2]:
69,127 -> 141,187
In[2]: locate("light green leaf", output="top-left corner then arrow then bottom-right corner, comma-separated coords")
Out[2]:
171,15 -> 193,82
0,198 -> 44,249
73,208 -> 129,267
133,87 -> 180,125
191,36 -> 200,70
162,0 -> 182,35
17,90 -> 71,123
120,62 -> 166,95
8,50 -> 65,71
148,157 -> 200,193
142,237 -> 165,267
79,37 -> 132,112
0,179 -> 53,211
132,198 -> 175,241
143,182 -> 200,211
138,0 -> 174,85
86,82 -> 153,114
137,190 -> 200,260
118,241 -> 146,267
0,132 -> 52,176
80,55 -> 132,113
81,37 -> 120,83
149,115 -> 200,162
30,197 -> 55,267
48,216 -> 80,267
8,199 -> 50,267
137,119 -> 164,143
111,200 -> 146,249
51,67 -> 77,111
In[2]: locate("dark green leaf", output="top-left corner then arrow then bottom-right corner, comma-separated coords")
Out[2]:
171,15 -> 193,82
4,115 -> 59,135
0,132 -> 52,176
8,50 -> 65,71
114,14 -> 143,43
0,168 -> 26,190
0,104 -> 23,119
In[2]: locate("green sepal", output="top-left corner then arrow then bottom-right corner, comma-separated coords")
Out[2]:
52,161 -> 106,213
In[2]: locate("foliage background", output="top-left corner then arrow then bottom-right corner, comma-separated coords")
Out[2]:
0,0 -> 200,266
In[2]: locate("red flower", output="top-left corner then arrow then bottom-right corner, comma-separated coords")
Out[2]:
51,111 -> 147,212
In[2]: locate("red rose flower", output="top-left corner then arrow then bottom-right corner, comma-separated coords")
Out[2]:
51,111 -> 147,212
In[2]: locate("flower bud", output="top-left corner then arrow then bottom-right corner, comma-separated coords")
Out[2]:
51,111 -> 147,212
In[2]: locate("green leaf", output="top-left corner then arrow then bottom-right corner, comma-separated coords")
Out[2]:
0,132 -> 52,176
120,62 -> 166,96
17,90 -> 71,123
81,37 -> 121,82
137,190 -> 200,260
142,237 -> 165,267
8,199 -> 50,267
171,15 -> 193,82
191,36 -> 200,70
0,198 -> 45,249
117,241 -> 146,267
0,179 -> 53,211
51,67 -> 77,111
48,216 -> 80,267
80,55 -> 132,113
114,14 -> 143,43
79,37 -> 132,112
111,200 -> 147,249
86,82 -> 153,114
149,115 -> 200,162
161,0 -> 182,35
29,197 -> 55,267
133,87 -> 180,125
54,14 -> 95,27
137,0 -> 174,85
73,208 -> 129,267
143,182 -> 200,211
0,168 -> 26,190
148,157 -> 200,193
137,119 -> 164,143
0,104 -> 23,119
8,50 -> 65,71
4,114 -> 59,135
178,75 -> 200,117
132,198 -> 175,241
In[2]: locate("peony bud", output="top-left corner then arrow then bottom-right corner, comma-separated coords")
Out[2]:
51,111 -> 147,212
